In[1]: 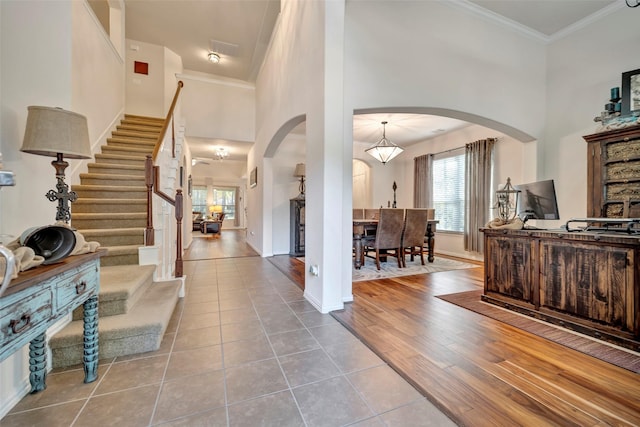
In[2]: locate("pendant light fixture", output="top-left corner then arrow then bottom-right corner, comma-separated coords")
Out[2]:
365,121 -> 403,164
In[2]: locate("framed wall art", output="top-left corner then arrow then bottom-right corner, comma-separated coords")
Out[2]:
250,167 -> 258,188
621,68 -> 640,115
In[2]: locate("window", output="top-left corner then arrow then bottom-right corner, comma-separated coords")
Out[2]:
212,187 -> 236,220
192,186 -> 207,215
432,151 -> 465,232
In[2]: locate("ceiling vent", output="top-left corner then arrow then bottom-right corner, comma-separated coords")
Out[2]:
209,39 -> 240,57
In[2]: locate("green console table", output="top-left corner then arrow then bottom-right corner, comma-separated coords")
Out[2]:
0,250 -> 104,393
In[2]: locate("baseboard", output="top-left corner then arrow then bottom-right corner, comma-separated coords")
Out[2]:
0,375 -> 30,420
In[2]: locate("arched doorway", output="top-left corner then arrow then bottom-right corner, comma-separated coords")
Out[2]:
352,159 -> 371,209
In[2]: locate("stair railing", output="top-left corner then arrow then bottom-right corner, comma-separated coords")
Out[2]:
145,80 -> 184,278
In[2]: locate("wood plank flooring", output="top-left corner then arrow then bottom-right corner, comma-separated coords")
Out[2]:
273,256 -> 640,426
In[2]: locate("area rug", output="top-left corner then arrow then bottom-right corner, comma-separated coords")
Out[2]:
352,257 -> 478,282
437,290 -> 640,374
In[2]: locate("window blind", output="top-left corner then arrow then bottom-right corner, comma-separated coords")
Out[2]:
432,151 -> 465,232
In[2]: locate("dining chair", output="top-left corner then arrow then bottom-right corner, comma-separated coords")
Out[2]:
362,208 -> 404,270
402,208 -> 431,267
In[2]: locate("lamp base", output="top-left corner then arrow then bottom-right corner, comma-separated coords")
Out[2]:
45,153 -> 77,224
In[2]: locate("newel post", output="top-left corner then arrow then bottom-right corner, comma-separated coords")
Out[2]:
144,155 -> 154,245
174,189 -> 183,278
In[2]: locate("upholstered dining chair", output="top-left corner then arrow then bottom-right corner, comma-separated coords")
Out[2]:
362,208 -> 404,270
402,208 -> 431,267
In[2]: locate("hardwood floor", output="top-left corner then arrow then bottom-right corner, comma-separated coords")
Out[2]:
273,256 -> 640,426
184,229 -> 258,260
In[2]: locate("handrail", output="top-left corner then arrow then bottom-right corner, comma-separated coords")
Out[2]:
145,80 -> 185,278
152,80 -> 184,162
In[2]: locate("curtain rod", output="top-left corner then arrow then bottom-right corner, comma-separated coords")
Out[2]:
429,145 -> 465,157
416,137 -> 501,158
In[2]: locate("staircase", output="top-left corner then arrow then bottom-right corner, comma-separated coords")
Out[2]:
49,114 -> 181,368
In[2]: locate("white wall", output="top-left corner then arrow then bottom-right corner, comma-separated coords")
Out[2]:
178,73 -> 255,143
163,47 -> 183,114
352,145 -> 400,209
124,39 -> 165,117
0,0 -> 125,417
544,6 -> 640,229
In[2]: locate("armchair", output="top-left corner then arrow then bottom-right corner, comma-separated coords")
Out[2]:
192,211 -> 204,231
201,212 -> 226,235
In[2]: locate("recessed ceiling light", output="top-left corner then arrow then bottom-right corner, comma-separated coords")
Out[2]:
208,52 -> 220,63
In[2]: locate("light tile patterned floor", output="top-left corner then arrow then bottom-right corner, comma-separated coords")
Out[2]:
3,257 -> 455,426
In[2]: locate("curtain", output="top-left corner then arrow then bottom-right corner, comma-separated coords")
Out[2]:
464,138 -> 495,253
413,154 -> 433,208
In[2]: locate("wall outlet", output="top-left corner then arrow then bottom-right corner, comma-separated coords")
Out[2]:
309,265 -> 319,276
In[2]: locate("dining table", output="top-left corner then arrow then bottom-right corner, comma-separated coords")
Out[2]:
352,219 -> 439,269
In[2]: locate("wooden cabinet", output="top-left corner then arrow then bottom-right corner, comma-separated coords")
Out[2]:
484,233 -> 535,303
584,124 -> 640,218
483,228 -> 639,351
290,198 -> 305,256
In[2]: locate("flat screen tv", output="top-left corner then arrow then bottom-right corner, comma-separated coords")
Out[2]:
514,179 -> 560,221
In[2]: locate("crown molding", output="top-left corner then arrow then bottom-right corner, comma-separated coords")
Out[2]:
445,0 -> 625,44
445,0 -> 550,43
549,1 -> 624,42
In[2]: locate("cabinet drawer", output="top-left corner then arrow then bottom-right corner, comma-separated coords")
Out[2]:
0,287 -> 52,354
55,261 -> 99,314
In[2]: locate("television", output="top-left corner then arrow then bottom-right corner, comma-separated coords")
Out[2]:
514,179 -> 560,222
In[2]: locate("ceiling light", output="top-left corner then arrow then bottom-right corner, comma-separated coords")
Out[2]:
365,121 -> 403,164
208,52 -> 220,63
215,147 -> 229,160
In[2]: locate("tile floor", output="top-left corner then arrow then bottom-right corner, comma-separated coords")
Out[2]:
2,257 -> 455,426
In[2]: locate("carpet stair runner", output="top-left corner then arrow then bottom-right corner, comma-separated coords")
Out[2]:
49,114 -> 181,368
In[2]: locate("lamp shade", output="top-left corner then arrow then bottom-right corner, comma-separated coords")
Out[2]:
21,106 -> 91,159
293,163 -> 305,177
365,121 -> 403,164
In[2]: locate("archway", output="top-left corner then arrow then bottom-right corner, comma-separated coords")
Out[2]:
352,159 -> 371,209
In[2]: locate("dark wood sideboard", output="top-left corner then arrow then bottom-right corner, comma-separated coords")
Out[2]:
482,125 -> 640,351
482,228 -> 639,351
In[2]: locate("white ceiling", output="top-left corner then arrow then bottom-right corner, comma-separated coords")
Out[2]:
124,0 -> 620,160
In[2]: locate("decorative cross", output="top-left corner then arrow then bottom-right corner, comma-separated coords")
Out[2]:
392,181 -> 397,208
45,157 -> 78,224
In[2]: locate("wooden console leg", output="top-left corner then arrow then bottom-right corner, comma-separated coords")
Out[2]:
82,295 -> 99,383
29,333 -> 47,393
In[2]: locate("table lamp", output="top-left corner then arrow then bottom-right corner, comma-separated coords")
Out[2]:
294,163 -> 305,199
209,205 -> 223,219
21,106 -> 92,224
